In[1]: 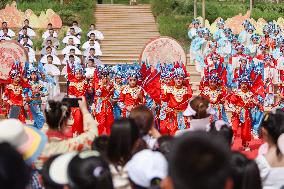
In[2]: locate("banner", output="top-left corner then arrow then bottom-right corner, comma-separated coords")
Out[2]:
0,40 -> 28,83
140,36 -> 187,66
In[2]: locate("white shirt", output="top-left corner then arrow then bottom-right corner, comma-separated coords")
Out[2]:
255,155 -> 284,189
42,30 -> 58,39
0,29 -> 15,37
82,40 -> 101,50
175,117 -> 211,136
85,67 -> 95,78
40,55 -> 61,65
19,28 -> 36,37
61,45 -> 82,55
62,55 -> 81,65
142,134 -> 157,149
87,30 -> 104,40
44,64 -> 61,76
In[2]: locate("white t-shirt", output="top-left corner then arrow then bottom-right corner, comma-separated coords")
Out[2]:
142,134 -> 157,150
255,155 -> 284,189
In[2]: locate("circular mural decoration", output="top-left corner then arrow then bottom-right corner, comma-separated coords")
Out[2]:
139,36 -> 187,66
0,40 -> 28,82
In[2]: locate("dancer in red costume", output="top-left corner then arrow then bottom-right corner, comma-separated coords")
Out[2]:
159,65 -> 174,135
228,76 -> 257,150
67,63 -> 89,136
200,69 -> 228,122
92,66 -> 114,135
160,64 -> 192,135
119,68 -> 145,117
2,62 -> 29,123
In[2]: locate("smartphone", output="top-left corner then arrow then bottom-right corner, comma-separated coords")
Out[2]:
62,97 -> 82,107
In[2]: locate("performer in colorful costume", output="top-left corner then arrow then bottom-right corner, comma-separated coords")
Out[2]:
263,55 -> 278,107
2,62 -> 29,123
260,23 -> 275,51
213,18 -> 225,43
247,34 -> 260,58
159,64 -> 174,135
188,19 -> 201,64
160,64 -> 192,135
68,63 -> 89,136
274,84 -> 284,110
119,66 -> 145,117
25,65 -> 48,129
200,70 -> 228,122
191,28 -> 205,72
112,66 -> 124,119
228,76 -> 256,150
92,66 -> 114,135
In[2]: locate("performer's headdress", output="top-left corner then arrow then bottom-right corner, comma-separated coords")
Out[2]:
239,56 -> 248,62
228,34 -> 237,42
272,24 -> 281,33
208,70 -> 222,85
259,43 -> 268,50
9,61 -> 22,79
246,24 -> 255,32
98,65 -> 111,78
217,18 -> 225,27
238,75 -> 252,86
211,53 -> 221,61
242,20 -> 251,29
126,64 -> 141,79
235,44 -> 245,51
191,18 -> 201,25
250,34 -> 260,42
72,63 -> 84,74
161,64 -> 173,79
264,55 -> 272,62
26,64 -> 40,79
203,28 -> 211,36
263,24 -> 272,34
173,67 -> 186,78
197,28 -> 204,35
224,28 -> 232,34
209,41 -> 218,48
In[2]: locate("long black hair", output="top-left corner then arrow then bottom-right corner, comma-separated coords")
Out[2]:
230,151 -> 262,189
42,154 -> 64,189
0,143 -> 30,189
107,118 -> 146,166
45,100 -> 71,131
261,108 -> 284,156
68,151 -> 114,189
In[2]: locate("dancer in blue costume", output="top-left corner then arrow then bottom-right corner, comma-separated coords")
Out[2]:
218,28 -> 233,64
272,36 -> 284,59
112,65 -> 125,119
188,19 -> 201,64
25,64 -> 48,129
239,24 -> 255,54
247,34 -> 260,58
213,18 -> 225,43
191,28 -> 206,72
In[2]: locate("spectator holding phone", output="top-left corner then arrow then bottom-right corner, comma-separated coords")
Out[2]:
37,94 -> 98,168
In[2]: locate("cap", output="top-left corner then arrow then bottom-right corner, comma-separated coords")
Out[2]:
0,119 -> 47,165
125,149 -> 168,188
49,152 -> 77,185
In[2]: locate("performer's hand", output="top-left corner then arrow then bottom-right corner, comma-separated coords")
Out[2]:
78,96 -> 89,115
